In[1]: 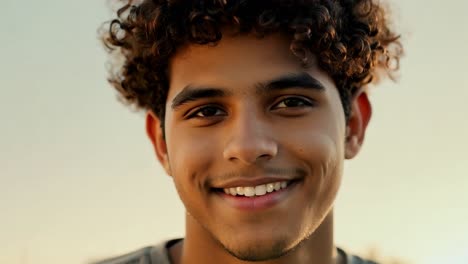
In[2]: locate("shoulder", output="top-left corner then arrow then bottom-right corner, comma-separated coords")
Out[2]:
338,247 -> 379,264
91,246 -> 154,264
91,239 -> 181,264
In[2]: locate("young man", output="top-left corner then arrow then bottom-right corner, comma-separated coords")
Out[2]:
97,0 -> 402,263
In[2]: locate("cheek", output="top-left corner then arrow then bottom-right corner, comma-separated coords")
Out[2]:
166,129 -> 218,191
297,134 -> 343,228
281,119 -> 344,202
309,135 -> 343,213
165,129 -> 224,223
299,133 -> 343,193
282,114 -> 345,163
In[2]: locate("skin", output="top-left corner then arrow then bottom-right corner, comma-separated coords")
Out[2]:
146,33 -> 372,264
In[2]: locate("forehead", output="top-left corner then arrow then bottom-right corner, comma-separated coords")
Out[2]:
167,33 -> 333,97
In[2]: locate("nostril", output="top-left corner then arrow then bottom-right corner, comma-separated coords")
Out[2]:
257,154 -> 273,161
223,139 -> 278,164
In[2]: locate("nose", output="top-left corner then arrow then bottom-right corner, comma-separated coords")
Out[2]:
223,112 -> 278,165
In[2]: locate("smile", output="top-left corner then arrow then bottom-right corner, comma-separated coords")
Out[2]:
223,181 -> 289,197
215,180 -> 298,211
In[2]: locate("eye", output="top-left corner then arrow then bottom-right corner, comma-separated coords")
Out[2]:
187,105 -> 227,118
273,97 -> 314,109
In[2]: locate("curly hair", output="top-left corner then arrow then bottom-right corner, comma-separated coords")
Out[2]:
102,0 -> 402,123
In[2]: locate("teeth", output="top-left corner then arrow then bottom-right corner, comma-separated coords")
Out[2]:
229,188 -> 237,196
255,185 -> 267,196
223,181 -> 290,197
244,187 -> 255,197
266,183 -> 274,193
274,182 -> 281,191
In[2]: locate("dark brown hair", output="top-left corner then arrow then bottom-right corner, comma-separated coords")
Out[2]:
102,0 -> 402,122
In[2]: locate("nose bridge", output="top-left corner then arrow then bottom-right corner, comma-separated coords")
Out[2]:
223,104 -> 278,164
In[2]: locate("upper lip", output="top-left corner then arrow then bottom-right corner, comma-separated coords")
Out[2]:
213,177 -> 296,189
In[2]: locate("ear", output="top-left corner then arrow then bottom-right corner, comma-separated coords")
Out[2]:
345,91 -> 372,159
145,111 -> 172,176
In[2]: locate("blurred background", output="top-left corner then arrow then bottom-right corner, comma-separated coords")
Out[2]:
1,0 -> 467,263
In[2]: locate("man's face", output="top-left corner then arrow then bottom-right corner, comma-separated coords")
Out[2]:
150,33 -> 354,261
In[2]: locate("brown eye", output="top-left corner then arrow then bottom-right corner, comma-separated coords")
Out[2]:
189,106 -> 226,118
273,97 -> 313,109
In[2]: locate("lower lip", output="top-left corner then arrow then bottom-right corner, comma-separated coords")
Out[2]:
215,182 -> 297,211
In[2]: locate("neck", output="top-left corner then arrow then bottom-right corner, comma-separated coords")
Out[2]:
170,210 -> 340,264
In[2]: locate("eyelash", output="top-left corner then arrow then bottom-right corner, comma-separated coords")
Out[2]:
273,97 -> 314,109
188,105 -> 226,118
186,96 -> 314,118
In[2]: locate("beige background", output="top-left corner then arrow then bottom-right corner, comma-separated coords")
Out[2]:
1,0 -> 467,263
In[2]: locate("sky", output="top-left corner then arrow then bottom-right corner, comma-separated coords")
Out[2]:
0,0 -> 467,263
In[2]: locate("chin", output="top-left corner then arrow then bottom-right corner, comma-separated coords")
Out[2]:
219,233 -> 298,262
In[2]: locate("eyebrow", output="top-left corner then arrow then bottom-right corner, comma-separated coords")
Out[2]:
171,72 -> 325,110
171,87 -> 232,110
255,72 -> 325,95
